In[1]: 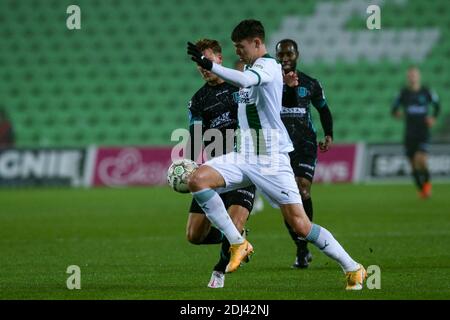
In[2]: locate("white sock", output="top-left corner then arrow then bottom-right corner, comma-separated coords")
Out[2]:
192,189 -> 244,245
306,224 -> 359,272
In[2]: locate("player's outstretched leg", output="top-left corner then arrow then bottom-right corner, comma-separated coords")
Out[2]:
208,205 -> 250,288
281,203 -> 367,290
192,188 -> 253,274
306,224 -> 367,290
189,165 -> 253,274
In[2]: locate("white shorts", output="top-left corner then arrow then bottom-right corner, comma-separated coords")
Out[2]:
204,152 -> 302,208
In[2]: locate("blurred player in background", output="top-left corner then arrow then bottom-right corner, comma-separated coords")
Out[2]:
0,108 -> 15,147
187,19 -> 366,290
276,39 -> 334,269
392,66 -> 440,199
185,39 -> 256,288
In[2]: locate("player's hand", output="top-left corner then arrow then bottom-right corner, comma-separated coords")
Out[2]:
425,116 -> 436,128
187,42 -> 213,71
319,135 -> 333,152
283,71 -> 298,87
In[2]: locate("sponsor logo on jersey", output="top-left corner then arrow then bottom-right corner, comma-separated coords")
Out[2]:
210,112 -> 233,128
407,105 -> 427,114
234,89 -> 254,104
281,107 -> 307,114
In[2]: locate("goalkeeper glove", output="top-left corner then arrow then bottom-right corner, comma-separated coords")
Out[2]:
187,41 -> 213,70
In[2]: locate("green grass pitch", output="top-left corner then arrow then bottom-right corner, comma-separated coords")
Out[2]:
0,184 -> 449,300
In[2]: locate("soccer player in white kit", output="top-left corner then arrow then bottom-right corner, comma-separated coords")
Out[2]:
187,20 -> 366,290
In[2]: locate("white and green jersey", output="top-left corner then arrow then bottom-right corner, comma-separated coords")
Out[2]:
211,54 -> 294,156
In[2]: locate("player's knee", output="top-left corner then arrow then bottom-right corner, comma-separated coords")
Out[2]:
186,229 -> 204,244
288,219 -> 310,238
187,171 -> 205,192
297,219 -> 312,237
282,205 -> 311,237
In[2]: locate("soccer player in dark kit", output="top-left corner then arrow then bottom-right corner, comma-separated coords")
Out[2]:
276,39 -> 334,269
392,66 -> 440,199
185,39 -> 256,288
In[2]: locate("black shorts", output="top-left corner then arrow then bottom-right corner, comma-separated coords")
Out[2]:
405,138 -> 430,159
189,185 -> 256,214
289,141 -> 318,182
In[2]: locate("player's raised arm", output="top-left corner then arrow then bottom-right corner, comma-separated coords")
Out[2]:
211,63 -> 260,88
187,20 -> 274,89
187,42 -> 260,88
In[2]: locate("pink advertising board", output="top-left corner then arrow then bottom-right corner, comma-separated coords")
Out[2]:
314,144 -> 362,183
92,147 -> 173,187
91,144 -> 362,187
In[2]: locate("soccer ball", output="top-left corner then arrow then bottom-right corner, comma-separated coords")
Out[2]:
167,159 -> 198,193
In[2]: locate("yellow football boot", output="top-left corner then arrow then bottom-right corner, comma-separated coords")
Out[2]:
225,239 -> 254,273
345,264 -> 367,290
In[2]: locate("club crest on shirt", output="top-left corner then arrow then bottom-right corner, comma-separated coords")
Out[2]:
419,95 -> 427,104
298,87 -> 308,98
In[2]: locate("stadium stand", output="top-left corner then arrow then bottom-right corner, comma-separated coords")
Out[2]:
0,0 -> 448,147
